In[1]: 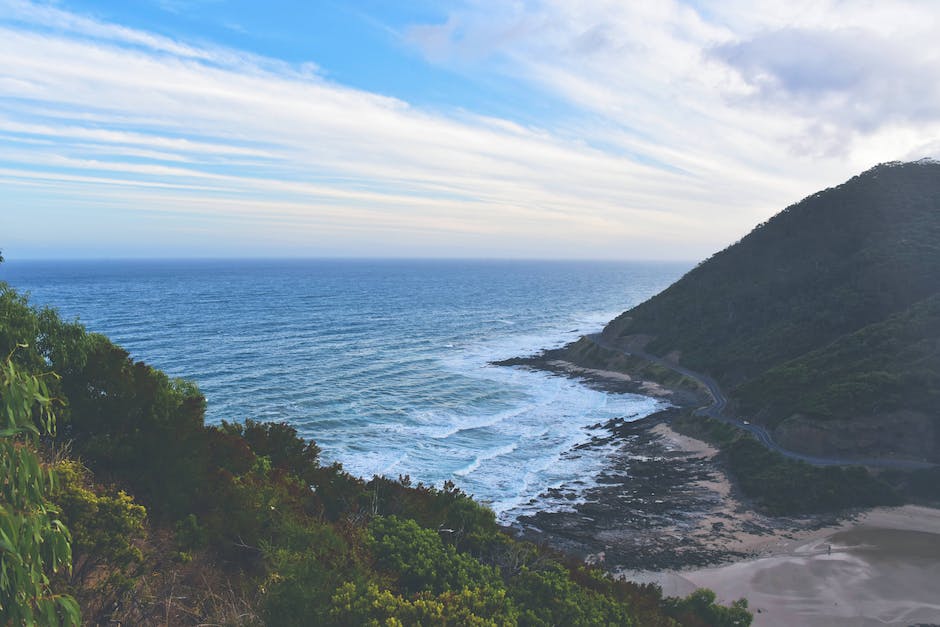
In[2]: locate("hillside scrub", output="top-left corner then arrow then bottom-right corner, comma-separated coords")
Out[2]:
672,414 -> 901,515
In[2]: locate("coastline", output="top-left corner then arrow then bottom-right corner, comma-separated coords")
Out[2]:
624,505 -> 940,626
494,354 -> 706,407
501,358 -> 940,625
511,410 -> 841,571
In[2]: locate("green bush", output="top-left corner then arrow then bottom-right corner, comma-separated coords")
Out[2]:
726,437 -> 899,515
508,563 -> 635,626
0,357 -> 80,626
53,459 -> 146,585
368,515 -> 501,596
663,589 -> 751,627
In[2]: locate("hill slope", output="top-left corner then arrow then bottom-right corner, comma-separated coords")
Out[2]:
580,160 -> 940,461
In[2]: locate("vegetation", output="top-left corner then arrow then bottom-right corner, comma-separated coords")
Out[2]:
723,438 -> 899,515
51,459 -> 147,596
588,161 -> 940,461
0,356 -> 80,625
883,466 -> 940,504
670,413 -> 740,449
0,266 -> 749,624
662,589 -> 751,627
672,414 -> 900,515
735,294 -> 940,430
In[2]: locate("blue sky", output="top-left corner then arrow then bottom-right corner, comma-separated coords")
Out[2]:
2,0 -> 939,260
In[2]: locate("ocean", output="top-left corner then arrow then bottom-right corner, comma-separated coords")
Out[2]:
1,259 -> 689,522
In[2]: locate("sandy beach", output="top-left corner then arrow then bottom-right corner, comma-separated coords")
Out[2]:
619,426 -> 940,627
624,506 -> 940,626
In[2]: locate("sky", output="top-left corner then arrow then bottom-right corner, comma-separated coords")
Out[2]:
1,0 -> 939,260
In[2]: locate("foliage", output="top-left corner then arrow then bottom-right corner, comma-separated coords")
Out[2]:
329,581 -> 518,626
663,589 -> 752,627
670,415 -> 901,515
725,437 -> 899,515
261,518 -> 368,626
221,419 -> 321,482
594,161 -> 940,455
671,412 -> 738,448
368,515 -> 501,595
886,466 -> 940,503
0,285 -> 208,517
174,513 -> 208,553
52,459 -> 146,584
0,356 -> 80,626
56,336 -> 208,518
735,294 -> 940,429
508,562 -> 637,626
365,476 -> 501,555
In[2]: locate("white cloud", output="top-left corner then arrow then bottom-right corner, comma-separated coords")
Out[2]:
712,26 -> 940,134
407,1 -> 940,174
2,1 -> 939,259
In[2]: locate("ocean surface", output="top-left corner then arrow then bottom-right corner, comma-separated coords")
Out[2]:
2,259 -> 689,522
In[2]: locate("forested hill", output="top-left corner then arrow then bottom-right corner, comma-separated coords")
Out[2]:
595,160 -> 940,460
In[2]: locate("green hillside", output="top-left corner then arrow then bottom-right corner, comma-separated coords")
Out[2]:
735,293 -> 940,458
596,160 -> 940,461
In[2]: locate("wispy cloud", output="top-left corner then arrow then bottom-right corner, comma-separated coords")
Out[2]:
407,1 -> 940,169
1,0 -> 938,258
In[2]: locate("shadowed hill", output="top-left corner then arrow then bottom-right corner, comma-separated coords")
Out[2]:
587,160 -> 940,461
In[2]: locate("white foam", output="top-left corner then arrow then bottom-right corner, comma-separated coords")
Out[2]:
453,441 -> 520,477
382,452 -> 409,476
312,307 -> 663,522
443,309 -> 624,368
447,374 -> 660,519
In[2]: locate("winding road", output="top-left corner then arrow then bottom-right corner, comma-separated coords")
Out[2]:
586,333 -> 935,471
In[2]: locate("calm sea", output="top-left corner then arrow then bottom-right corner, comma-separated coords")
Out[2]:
2,259 -> 688,521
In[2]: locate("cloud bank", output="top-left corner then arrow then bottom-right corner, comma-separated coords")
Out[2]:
2,0 -> 939,259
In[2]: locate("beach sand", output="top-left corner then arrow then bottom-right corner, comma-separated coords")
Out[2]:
635,426 -> 940,625
621,489 -> 940,626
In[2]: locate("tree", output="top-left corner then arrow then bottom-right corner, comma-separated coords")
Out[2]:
0,354 -> 80,625
664,589 -> 752,627
52,460 -> 146,586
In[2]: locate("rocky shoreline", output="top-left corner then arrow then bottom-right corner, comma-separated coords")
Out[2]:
494,352 -> 703,406
513,410 -> 743,570
493,346 -> 940,624
497,359 -> 842,573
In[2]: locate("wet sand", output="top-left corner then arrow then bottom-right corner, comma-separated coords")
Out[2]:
534,417 -> 940,625
619,425 -> 940,625
623,507 -> 940,626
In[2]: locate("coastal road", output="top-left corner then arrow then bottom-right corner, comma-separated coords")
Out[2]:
585,333 -> 935,471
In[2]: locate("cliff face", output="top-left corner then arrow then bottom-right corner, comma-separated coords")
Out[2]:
577,160 -> 940,461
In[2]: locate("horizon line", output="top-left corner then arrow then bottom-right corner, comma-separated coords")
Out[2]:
1,255 -> 700,265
